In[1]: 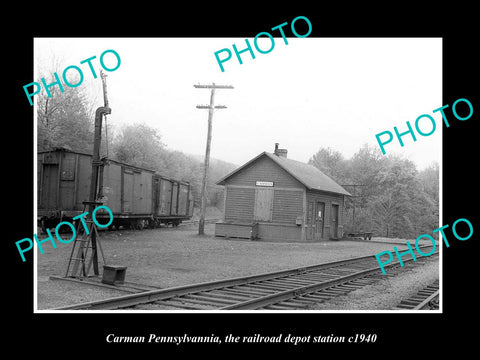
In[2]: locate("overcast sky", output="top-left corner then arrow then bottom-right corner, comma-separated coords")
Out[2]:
34,37 -> 442,169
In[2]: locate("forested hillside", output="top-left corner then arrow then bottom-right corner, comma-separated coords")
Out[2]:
36,83 -> 236,208
36,73 -> 439,240
309,145 -> 439,239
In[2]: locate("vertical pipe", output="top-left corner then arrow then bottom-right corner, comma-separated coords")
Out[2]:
89,106 -> 111,275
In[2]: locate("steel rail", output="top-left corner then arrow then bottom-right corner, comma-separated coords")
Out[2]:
55,247 -> 438,311
412,290 -> 440,310
54,253 -> 380,310
394,279 -> 439,310
220,253 -> 437,310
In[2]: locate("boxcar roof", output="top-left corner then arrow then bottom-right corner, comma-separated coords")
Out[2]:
38,148 -> 190,185
217,152 -> 351,196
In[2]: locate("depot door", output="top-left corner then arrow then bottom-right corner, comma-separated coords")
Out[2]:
306,201 -> 315,240
331,204 -> 339,238
315,202 -> 325,240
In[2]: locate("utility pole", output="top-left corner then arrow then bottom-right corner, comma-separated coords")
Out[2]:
342,184 -> 367,233
194,83 -> 234,235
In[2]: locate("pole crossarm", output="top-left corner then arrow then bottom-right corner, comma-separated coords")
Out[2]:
196,105 -> 227,109
194,84 -> 234,89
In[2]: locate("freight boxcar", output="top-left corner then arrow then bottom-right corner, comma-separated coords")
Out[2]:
37,148 -> 194,231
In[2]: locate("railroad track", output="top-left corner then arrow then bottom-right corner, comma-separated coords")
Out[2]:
56,247 -> 438,311
393,280 -> 439,310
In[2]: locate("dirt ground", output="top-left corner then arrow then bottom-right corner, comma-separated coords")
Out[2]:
36,222 -> 440,310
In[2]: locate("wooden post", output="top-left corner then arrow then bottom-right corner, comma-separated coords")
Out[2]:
199,88 -> 214,235
341,184 -> 367,234
194,83 -> 233,235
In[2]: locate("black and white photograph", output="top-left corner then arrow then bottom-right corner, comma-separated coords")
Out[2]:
8,7 -> 478,353
32,37 -> 442,313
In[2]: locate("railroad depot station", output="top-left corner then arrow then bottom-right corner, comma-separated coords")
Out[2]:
215,144 -> 351,242
32,60 -> 440,312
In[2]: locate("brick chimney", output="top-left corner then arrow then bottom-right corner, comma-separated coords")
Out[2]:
274,143 -> 288,158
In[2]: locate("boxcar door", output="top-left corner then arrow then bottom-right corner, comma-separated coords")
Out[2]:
41,164 -> 59,209
253,188 -> 273,222
159,179 -> 172,215
122,169 -> 134,213
315,202 -> 325,240
59,152 -> 77,210
152,177 -> 160,215
331,204 -> 339,238
171,182 -> 179,215
177,184 -> 188,216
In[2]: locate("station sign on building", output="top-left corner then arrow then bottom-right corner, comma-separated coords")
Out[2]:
215,144 -> 351,242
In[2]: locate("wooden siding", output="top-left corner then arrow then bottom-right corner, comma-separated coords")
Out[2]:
118,166 -> 154,215
38,150 -> 193,224
215,222 -> 252,238
225,156 -> 304,188
101,162 -> 122,213
41,164 -> 58,209
177,183 -> 189,216
306,190 -> 345,239
253,188 -> 274,221
215,222 -> 303,242
216,152 -> 347,242
76,154 -> 91,209
103,163 -> 154,215
272,189 -> 304,224
257,223 -> 302,242
122,169 -> 134,213
132,170 -> 153,214
224,186 -> 255,222
171,182 -> 179,215
58,151 -> 76,209
38,151 -> 91,212
159,179 -> 172,216
224,186 -> 304,224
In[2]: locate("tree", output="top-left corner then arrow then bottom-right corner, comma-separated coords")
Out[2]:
37,73 -> 94,153
112,123 -> 167,171
349,143 -> 384,201
370,156 -> 418,237
308,144 -> 439,239
416,162 -> 440,234
417,162 -> 439,204
110,123 -> 236,209
308,147 -> 349,184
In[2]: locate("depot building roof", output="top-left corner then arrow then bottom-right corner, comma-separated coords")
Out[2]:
217,147 -> 351,197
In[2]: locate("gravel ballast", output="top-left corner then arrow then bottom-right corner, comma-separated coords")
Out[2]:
309,256 -> 439,310
36,223 -> 439,310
